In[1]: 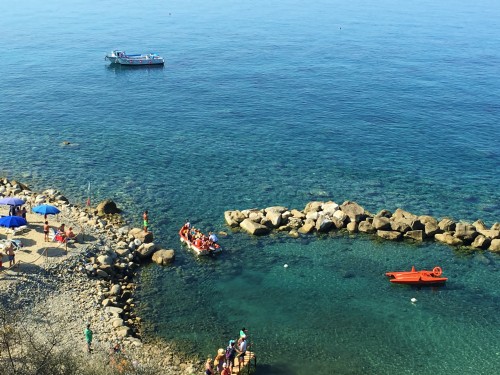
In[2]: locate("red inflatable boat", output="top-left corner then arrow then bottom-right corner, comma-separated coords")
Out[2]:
385,266 -> 447,285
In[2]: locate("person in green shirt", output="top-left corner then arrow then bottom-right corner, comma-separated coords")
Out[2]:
85,323 -> 93,353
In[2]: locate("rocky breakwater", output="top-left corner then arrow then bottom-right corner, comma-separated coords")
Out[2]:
225,201 -> 500,252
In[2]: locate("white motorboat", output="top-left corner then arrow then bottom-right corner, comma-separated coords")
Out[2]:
105,50 -> 165,66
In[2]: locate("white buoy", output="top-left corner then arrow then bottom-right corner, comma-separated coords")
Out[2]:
411,297 -> 417,304
284,264 -> 289,268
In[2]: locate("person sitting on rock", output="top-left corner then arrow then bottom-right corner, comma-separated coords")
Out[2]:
57,223 -> 66,235
56,223 -> 68,250
65,227 -> 77,242
43,221 -> 50,242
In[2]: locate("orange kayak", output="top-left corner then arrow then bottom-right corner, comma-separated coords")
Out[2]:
385,266 -> 447,285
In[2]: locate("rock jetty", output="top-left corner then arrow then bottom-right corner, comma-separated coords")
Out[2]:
225,201 -> 500,252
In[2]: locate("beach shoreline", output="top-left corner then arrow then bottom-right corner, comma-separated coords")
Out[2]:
0,178 -> 200,374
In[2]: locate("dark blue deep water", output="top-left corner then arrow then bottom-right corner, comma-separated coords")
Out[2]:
1,1 -> 499,373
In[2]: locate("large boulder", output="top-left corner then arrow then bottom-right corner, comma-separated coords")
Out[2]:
376,209 -> 392,218
377,230 -> 402,241
10,180 -> 30,191
290,209 -> 306,219
128,228 -> 154,243
358,221 -> 375,233
472,220 -> 488,231
392,208 -> 417,221
304,201 -> 324,213
316,216 -> 333,233
152,249 -> 175,265
471,235 -> 491,250
405,230 -> 424,241
266,210 -> 282,228
332,210 -> 348,222
419,215 -> 438,226
240,219 -> 270,235
477,229 -> 500,240
298,220 -> 316,234
224,210 -> 246,227
435,233 -> 463,246
96,199 -> 122,215
340,201 -> 365,223
331,216 -> 346,229
489,239 -> 500,252
491,223 -> 500,231
287,217 -> 304,230
136,242 -> 156,259
248,212 -> 263,223
322,202 -> 339,215
424,222 -> 441,237
373,216 -> 391,230
265,206 -> 288,214
438,218 -> 456,232
390,219 -> 412,233
105,306 -> 124,316
346,222 -> 358,232
454,223 -> 478,243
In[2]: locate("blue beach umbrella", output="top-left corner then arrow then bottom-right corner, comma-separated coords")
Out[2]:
0,197 -> 25,206
0,215 -> 28,228
32,204 -> 61,216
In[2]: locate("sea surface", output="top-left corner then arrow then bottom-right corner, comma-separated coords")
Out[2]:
1,0 -> 499,374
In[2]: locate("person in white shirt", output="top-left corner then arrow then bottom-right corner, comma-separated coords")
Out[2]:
209,232 -> 218,243
237,336 -> 248,364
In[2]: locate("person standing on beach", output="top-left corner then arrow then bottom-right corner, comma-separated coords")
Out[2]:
143,210 -> 149,233
21,206 -> 27,220
5,241 -> 15,268
85,323 -> 93,353
43,221 -> 50,242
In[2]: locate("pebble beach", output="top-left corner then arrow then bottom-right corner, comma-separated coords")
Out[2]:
0,178 -> 199,374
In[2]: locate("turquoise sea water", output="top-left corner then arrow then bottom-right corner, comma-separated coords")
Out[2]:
1,0 -> 499,373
